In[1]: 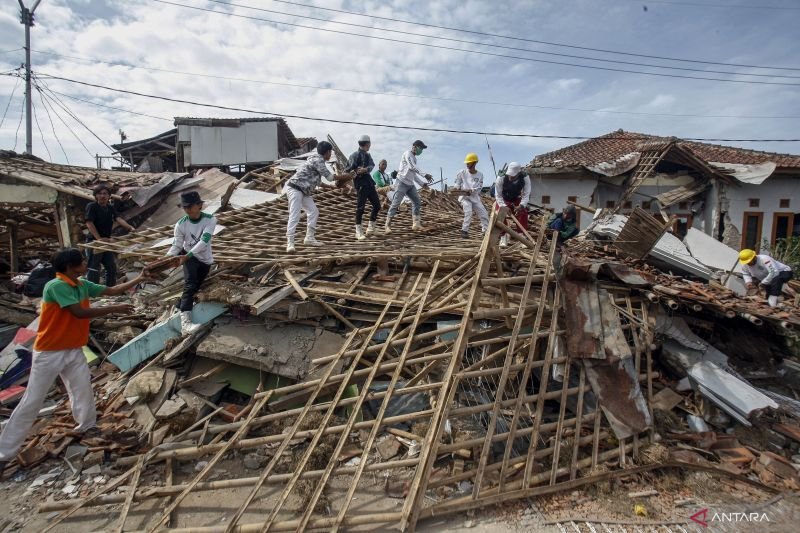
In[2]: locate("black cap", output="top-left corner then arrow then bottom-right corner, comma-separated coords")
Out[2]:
180,191 -> 203,207
412,140 -> 427,149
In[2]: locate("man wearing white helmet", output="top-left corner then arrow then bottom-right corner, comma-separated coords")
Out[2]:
494,162 -> 531,247
454,153 -> 488,238
345,135 -> 380,241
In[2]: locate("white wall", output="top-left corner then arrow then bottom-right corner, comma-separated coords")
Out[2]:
180,122 -> 280,166
529,176 -> 597,228
721,175 -> 800,250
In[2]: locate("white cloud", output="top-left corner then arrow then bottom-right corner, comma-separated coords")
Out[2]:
0,0 -> 797,183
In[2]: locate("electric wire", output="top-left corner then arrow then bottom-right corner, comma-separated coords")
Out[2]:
150,0 -> 800,86
24,71 -> 800,143
28,49 -> 800,120
13,91 -> 25,151
249,0 -> 800,71
197,0 -> 800,80
34,80 -> 94,158
36,85 -> 70,163
45,85 -> 172,122
30,91 -> 52,160
0,75 -> 21,129
635,0 -> 800,9
34,74 -> 115,152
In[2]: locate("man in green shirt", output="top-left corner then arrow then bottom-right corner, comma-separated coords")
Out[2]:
372,159 -> 389,187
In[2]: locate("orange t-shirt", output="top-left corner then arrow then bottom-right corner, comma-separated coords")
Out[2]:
34,273 -> 106,352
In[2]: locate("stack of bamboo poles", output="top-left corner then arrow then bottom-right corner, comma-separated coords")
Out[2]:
41,207 -> 657,532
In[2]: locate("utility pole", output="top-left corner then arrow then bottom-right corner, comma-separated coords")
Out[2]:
18,0 -> 42,155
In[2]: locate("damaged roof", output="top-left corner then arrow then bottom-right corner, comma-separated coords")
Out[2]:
530,129 -> 800,171
0,150 -> 179,202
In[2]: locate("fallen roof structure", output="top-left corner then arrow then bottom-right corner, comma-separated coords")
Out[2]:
1,165 -> 799,530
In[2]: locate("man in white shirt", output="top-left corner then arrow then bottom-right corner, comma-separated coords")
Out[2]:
166,191 -> 217,334
385,140 -> 433,234
739,248 -> 794,307
454,152 -> 488,238
494,162 -> 531,246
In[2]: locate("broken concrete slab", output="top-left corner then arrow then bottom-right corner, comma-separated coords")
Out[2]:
688,361 -> 778,425
155,397 -> 186,420
196,318 -> 347,380
108,302 -> 227,372
683,228 -> 743,274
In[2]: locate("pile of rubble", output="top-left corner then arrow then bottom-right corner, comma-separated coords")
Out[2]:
0,172 -> 799,530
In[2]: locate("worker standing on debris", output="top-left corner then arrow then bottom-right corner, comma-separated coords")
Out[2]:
454,153 -> 488,238
372,159 -> 390,188
85,184 -> 137,286
494,162 -> 531,246
739,249 -> 794,308
385,140 -> 433,233
166,191 -> 217,335
285,141 -> 354,253
346,135 -> 380,241
0,248 -> 148,477
548,205 -> 579,243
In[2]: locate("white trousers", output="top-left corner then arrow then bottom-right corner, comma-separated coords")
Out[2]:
460,196 -> 489,232
286,187 -> 319,239
0,348 -> 96,461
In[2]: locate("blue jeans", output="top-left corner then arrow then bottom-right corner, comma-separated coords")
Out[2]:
388,181 -> 421,217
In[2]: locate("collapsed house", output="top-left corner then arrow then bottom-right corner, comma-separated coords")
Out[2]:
0,146 -> 799,531
528,130 -> 800,247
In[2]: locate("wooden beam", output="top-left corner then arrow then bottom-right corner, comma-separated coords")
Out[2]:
7,220 -> 19,272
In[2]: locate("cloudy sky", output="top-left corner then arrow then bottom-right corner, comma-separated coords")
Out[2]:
1,0 -> 799,182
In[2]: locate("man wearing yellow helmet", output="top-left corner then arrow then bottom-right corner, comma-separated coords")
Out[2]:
739,248 -> 793,308
454,153 -> 488,239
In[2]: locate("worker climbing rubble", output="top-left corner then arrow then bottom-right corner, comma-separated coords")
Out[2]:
385,140 -> 433,234
494,161 -> 531,246
166,191 -> 218,334
739,248 -> 794,308
285,141 -> 354,253
454,152 -> 488,238
346,135 -> 380,241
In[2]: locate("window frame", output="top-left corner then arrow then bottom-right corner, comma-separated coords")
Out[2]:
741,211 -> 763,251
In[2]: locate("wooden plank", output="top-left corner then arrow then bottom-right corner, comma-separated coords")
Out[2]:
401,208 -> 504,531
329,266 -> 440,530
499,230 -> 557,491
147,394 -> 272,532
474,222 -> 545,498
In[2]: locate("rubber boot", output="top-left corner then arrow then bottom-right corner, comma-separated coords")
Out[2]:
366,220 -> 376,236
304,227 -> 323,246
286,236 -> 296,253
500,234 -> 509,247
412,215 -> 423,231
181,311 -> 202,335
355,224 -> 366,241
768,295 -> 778,308
384,216 -> 393,235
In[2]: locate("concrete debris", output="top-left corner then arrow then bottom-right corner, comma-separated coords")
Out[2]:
688,361 -> 779,424
1,153 -> 800,533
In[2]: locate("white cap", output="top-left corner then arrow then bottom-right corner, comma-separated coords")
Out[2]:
358,134 -> 371,143
506,162 -> 522,177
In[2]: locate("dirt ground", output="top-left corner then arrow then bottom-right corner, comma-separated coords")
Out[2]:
0,456 -> 798,532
